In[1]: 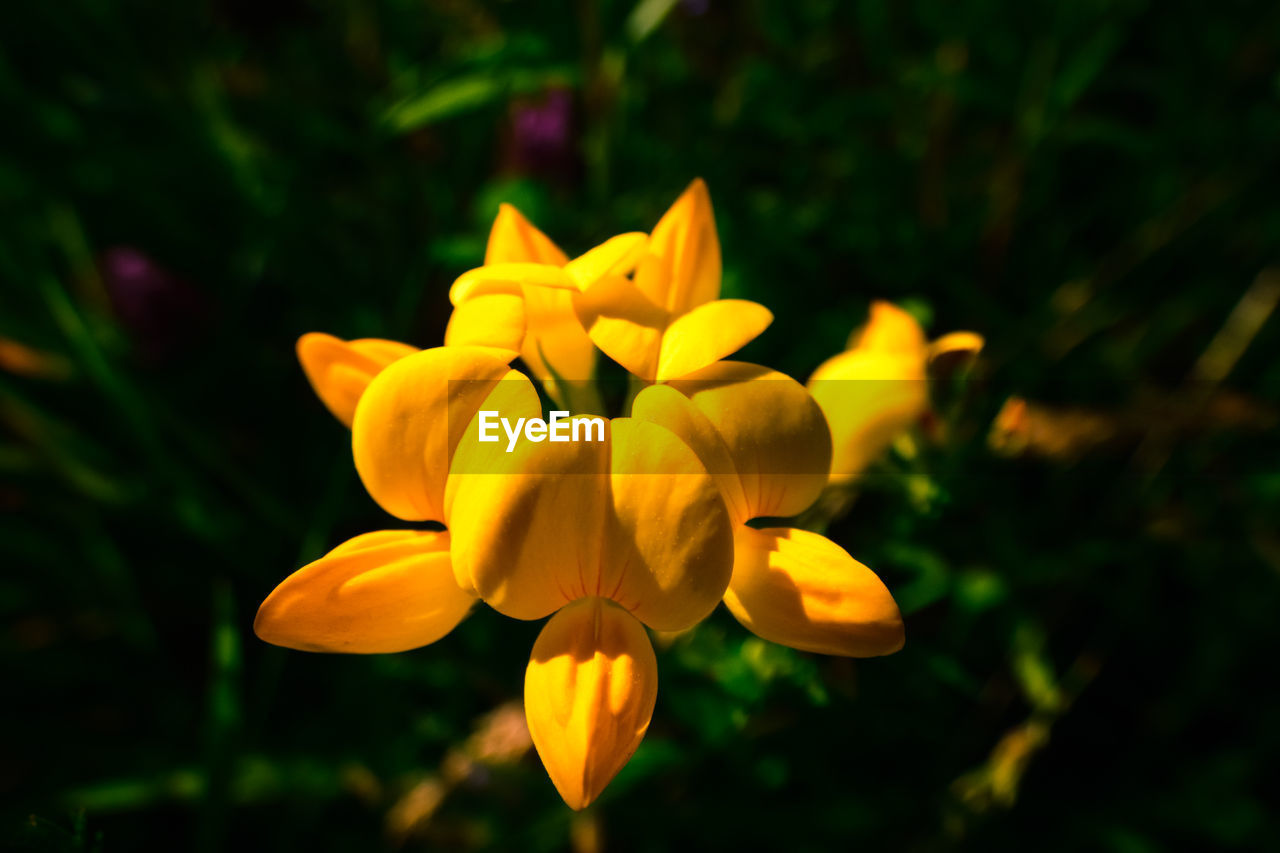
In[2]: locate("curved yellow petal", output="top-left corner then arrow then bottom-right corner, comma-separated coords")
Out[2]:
928,330 -> 985,361
807,349 -> 927,481
564,233 -> 648,291
352,347 -> 528,522
604,418 -> 734,630
447,418 -> 733,630
848,300 -> 928,354
573,275 -> 668,381
520,285 -> 604,413
254,530 -> 474,654
296,333 -> 418,428
443,292 -> 526,356
656,299 -> 773,382
666,361 -> 831,521
634,178 -> 721,315
724,526 -> 904,657
525,597 -> 657,810
450,263 -> 576,306
485,203 -> 569,266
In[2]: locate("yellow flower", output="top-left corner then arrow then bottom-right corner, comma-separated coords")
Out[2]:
259,343 -> 734,809
295,333 -> 418,428
633,362 -> 905,656
807,301 -> 983,482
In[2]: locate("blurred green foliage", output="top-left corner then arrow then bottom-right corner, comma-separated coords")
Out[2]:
3,0 -> 1279,850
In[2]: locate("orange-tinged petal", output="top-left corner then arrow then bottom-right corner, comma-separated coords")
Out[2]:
808,349 -> 928,481
634,178 -> 721,314
447,418 -> 733,630
564,233 -> 648,291
525,597 -> 658,810
450,263 -> 576,306
254,530 -> 474,653
667,361 -> 831,521
655,299 -> 773,381
724,526 -> 904,657
573,275 -> 668,381
444,292 -> 526,356
297,333 -> 419,428
351,347 -> 529,522
848,300 -> 929,354
485,203 -> 569,266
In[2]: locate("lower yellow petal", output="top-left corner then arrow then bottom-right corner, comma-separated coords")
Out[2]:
444,293 -> 526,356
296,333 -> 418,428
254,530 -> 473,653
656,299 -> 772,381
525,598 -> 658,810
724,526 -> 904,657
573,275 -> 668,381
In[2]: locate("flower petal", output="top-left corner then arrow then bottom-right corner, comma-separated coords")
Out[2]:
573,275 -> 668,381
604,418 -> 734,631
485,203 -> 569,266
563,232 -> 648,291
352,347 -> 529,522
634,178 -> 721,314
724,526 -> 904,657
525,597 -> 658,810
656,299 -> 773,381
450,263 -> 576,306
443,292 -> 526,356
848,300 -> 928,354
296,333 -> 418,428
520,285 -> 604,413
928,330 -> 985,361
666,361 -> 831,521
807,349 -> 927,481
254,530 -> 474,653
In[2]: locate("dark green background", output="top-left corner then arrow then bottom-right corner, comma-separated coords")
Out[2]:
3,1 -> 1279,850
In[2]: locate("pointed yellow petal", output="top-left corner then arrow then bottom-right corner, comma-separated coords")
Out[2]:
450,263 -> 576,306
634,178 -> 721,314
807,349 -> 928,481
525,598 -> 657,810
603,418 -> 734,631
563,232 -> 648,291
297,333 -> 418,428
848,301 -> 928,354
666,361 -> 831,521
352,347 -> 531,522
928,330 -> 985,361
254,530 -> 474,653
724,526 -> 904,657
655,299 -> 773,381
573,275 -> 668,381
444,292 -> 526,356
485,203 -> 569,266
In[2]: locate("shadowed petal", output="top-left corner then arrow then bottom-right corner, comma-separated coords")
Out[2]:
667,361 -> 831,521
564,233 -> 648,290
724,526 -> 904,657
525,598 -> 658,810
573,275 -> 668,381
450,263 -> 576,306
297,333 -> 418,428
352,347 -> 529,522
254,530 -> 474,653
485,203 -> 569,266
656,299 -> 773,381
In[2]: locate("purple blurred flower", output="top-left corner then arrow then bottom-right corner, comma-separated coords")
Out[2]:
99,247 -> 210,361
509,89 -> 577,182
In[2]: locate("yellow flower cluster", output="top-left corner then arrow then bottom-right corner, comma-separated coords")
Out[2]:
257,180 -> 965,809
